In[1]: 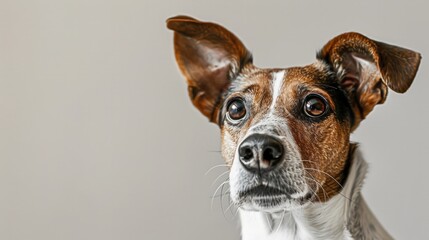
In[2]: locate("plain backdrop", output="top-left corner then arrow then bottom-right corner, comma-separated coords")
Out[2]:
1,0 -> 428,239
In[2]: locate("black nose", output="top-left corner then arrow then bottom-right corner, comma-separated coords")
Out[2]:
238,134 -> 284,172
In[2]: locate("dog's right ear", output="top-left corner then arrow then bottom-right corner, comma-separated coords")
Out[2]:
167,16 -> 252,123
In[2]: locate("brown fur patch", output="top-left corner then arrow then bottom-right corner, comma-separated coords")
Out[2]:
279,66 -> 351,202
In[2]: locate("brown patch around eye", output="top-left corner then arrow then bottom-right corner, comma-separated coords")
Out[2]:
287,103 -> 351,202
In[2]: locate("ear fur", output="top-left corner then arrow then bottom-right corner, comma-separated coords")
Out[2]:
318,32 -> 421,128
167,16 -> 252,122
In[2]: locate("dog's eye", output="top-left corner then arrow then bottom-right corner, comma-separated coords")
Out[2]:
227,99 -> 247,121
303,95 -> 327,117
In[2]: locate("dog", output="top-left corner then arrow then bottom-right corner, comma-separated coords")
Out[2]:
166,15 -> 421,240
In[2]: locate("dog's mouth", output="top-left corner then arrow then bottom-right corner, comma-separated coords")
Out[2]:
240,186 -> 287,208
239,185 -> 286,199
236,185 -> 314,210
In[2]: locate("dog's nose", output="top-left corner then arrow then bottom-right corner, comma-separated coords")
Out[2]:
238,134 -> 283,172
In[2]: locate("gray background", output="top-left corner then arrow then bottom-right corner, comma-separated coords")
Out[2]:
1,0 -> 428,239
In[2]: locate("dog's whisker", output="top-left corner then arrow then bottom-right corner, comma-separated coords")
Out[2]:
205,164 -> 229,175
234,205 -> 241,217
211,180 -> 229,210
207,150 -> 222,153
210,191 -> 230,199
300,160 -> 352,202
303,167 -> 345,190
304,170 -> 328,201
303,176 -> 326,204
274,209 -> 286,235
223,200 -> 236,216
304,168 -> 352,202
226,194 -> 237,217
220,180 -> 228,220
211,170 -> 230,187
265,213 -> 273,231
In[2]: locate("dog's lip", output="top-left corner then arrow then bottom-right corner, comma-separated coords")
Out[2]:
238,185 -> 287,199
238,185 -> 314,202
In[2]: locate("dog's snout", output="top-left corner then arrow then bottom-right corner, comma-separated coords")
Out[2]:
238,134 -> 283,172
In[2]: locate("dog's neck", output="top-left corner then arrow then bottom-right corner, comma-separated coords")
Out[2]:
239,146 -> 393,240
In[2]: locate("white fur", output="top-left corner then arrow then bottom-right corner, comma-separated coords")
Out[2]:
240,192 -> 350,240
229,115 -> 308,208
269,71 -> 285,112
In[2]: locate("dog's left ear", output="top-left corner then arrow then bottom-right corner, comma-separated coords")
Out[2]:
318,32 -> 421,128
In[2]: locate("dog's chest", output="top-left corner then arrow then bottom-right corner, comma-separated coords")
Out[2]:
239,200 -> 354,240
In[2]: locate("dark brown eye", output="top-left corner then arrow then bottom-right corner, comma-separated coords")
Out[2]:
304,95 -> 327,117
227,99 -> 247,121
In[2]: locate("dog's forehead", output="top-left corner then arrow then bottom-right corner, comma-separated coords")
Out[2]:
230,61 -> 333,94
285,62 -> 334,83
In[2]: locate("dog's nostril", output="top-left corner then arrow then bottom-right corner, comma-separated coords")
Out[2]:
262,141 -> 283,165
239,146 -> 254,162
242,149 -> 253,161
263,145 -> 282,161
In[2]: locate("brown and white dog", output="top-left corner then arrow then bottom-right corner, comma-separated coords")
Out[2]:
167,16 -> 421,240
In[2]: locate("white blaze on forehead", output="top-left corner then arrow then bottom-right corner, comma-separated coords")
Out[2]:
269,70 -> 285,112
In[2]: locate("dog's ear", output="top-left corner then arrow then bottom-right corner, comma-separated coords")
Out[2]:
167,16 -> 253,123
318,32 -> 421,128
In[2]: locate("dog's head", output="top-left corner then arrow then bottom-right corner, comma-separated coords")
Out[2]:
167,16 -> 421,212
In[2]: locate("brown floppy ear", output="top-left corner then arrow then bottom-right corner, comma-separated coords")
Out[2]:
166,16 -> 253,123
318,32 -> 421,129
